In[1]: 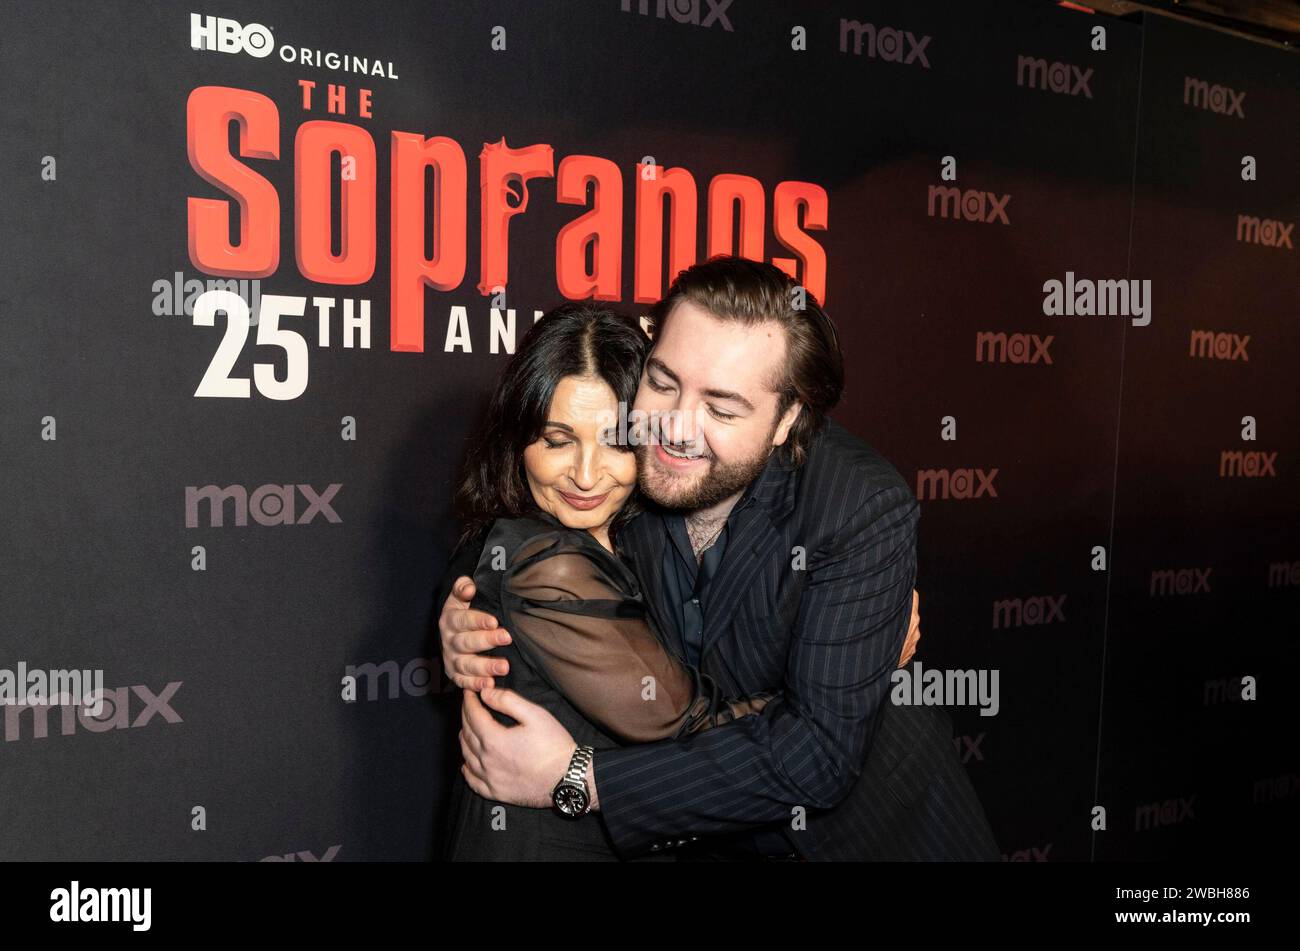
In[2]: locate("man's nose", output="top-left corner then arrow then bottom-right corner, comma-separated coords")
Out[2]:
659,404 -> 702,447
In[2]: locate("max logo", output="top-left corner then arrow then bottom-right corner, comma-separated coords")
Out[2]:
928,186 -> 1011,225
1150,567 -> 1211,596
953,733 -> 985,763
916,468 -> 999,501
1189,330 -> 1248,361
839,19 -> 932,68
1003,843 -> 1052,861
992,595 -> 1066,629
620,0 -> 733,31
976,332 -> 1053,364
1219,451 -> 1277,478
1017,55 -> 1093,97
261,846 -> 341,862
1184,77 -> 1245,118
4,683 -> 182,742
1237,215 -> 1293,249
1135,796 -> 1195,831
185,483 -> 342,527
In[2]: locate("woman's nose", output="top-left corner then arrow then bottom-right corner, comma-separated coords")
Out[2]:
570,446 -> 599,490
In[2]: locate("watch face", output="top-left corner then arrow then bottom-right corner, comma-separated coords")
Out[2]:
553,783 -> 588,818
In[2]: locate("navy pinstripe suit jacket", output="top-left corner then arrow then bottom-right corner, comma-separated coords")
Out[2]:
594,418 -> 1000,861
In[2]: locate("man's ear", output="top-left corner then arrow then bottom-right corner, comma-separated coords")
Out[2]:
772,400 -> 803,448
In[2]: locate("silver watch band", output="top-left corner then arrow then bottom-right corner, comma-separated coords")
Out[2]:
564,745 -> 594,786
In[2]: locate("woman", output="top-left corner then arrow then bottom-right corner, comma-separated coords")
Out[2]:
440,302 -> 774,862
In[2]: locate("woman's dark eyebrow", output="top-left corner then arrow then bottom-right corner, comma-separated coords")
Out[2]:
543,421 -> 575,433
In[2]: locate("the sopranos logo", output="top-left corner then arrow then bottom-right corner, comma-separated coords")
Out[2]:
182,80 -> 829,401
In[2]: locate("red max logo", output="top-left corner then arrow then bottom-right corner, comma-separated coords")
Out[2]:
185,86 -> 830,353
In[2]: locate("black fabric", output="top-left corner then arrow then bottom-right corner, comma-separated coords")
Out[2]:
661,512 -> 728,669
597,420 -> 1001,861
441,512 -> 772,861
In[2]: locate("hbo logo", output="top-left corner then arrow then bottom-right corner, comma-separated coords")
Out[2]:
190,13 -> 274,58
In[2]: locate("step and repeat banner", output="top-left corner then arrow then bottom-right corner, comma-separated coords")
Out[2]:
0,0 -> 1295,861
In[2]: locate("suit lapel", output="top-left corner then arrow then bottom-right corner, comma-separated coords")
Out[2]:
701,506 -> 779,658
701,447 -> 799,658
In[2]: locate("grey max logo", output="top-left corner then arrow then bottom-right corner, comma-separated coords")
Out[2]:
1237,214 -> 1293,249
185,483 -> 342,527
5,682 -> 182,742
1184,77 -> 1245,118
976,332 -> 1053,364
620,0 -> 733,31
916,468 -> 998,501
1017,55 -> 1093,97
343,659 -> 436,701
1253,773 -> 1300,804
1189,329 -> 1248,361
1203,676 -> 1249,706
992,595 -> 1066,629
1219,450 -> 1276,478
1135,795 -> 1195,830
1003,843 -> 1052,861
262,845 -> 341,862
839,19 -> 931,68
928,186 -> 1010,225
1267,561 -> 1300,588
953,732 -> 985,763
1149,567 -> 1211,596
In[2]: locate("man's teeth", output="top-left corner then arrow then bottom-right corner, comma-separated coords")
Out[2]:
662,444 -> 701,459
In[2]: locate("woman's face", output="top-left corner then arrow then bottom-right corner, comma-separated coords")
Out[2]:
523,374 -> 637,537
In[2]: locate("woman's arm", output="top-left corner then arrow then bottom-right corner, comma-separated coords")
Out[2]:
500,532 -> 774,743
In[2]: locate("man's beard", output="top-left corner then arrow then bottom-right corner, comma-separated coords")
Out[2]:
635,435 -> 773,512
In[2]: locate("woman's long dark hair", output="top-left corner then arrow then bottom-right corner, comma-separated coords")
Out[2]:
454,302 -> 650,549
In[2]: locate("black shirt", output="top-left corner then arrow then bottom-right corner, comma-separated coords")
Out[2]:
656,481 -> 799,861
659,473 -> 765,666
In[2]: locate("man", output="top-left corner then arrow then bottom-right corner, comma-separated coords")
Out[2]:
439,256 -> 999,860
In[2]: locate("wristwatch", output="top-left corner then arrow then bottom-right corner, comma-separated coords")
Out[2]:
551,745 -> 594,819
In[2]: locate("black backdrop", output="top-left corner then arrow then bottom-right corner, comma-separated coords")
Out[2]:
1,0 -> 1295,861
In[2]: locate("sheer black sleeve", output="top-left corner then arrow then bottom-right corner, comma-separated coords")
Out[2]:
499,532 -> 775,743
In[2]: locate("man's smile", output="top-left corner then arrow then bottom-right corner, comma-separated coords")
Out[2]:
655,442 -> 707,469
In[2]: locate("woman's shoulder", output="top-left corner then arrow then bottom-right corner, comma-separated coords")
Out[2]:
479,513 -> 637,598
474,513 -> 606,567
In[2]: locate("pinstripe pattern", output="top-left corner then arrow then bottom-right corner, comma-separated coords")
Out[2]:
598,419 -> 1000,861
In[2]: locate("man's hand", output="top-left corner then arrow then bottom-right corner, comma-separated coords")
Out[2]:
460,687 -> 584,809
898,588 -> 922,668
439,576 -> 512,691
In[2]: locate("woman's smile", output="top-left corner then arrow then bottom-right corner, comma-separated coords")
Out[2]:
557,489 -> 611,511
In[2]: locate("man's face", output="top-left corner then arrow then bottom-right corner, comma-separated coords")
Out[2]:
632,300 -> 801,511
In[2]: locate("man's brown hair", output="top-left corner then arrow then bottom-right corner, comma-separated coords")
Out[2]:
647,255 -> 844,467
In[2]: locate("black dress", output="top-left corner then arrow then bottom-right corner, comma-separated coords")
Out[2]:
442,512 -> 772,861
